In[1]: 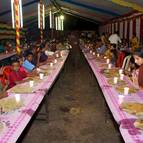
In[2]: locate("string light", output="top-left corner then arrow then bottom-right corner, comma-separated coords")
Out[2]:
60,15 -> 64,31
38,3 -> 40,29
19,0 -> 23,28
49,10 -> 52,29
38,3 -> 45,29
55,17 -> 58,30
58,16 -> 61,30
43,4 -> 45,29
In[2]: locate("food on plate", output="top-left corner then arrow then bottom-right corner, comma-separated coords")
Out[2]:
0,97 -> 23,113
108,78 -> 127,86
134,119 -> 143,130
8,84 -> 33,94
120,102 -> 143,116
101,69 -> 119,78
116,86 -> 137,94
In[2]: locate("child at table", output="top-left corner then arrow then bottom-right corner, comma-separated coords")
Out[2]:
9,57 -> 28,88
22,52 -> 36,72
132,48 -> 143,89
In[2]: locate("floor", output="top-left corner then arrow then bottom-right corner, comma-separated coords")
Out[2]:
21,42 -> 124,143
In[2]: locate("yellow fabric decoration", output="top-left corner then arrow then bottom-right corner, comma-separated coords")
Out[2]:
111,0 -> 143,13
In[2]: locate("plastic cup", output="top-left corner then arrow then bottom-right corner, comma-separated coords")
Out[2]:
119,69 -> 123,75
120,74 -> 124,80
118,95 -> 125,104
29,80 -> 34,88
106,59 -> 110,64
113,77 -> 118,84
45,50 -> 48,55
54,59 -> 57,64
108,64 -> 112,69
37,68 -> 41,73
124,87 -> 129,95
15,94 -> 21,103
39,73 -> 44,79
56,54 -> 59,58
50,62 -> 53,67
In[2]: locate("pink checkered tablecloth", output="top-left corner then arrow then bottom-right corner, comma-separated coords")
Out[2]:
0,51 -> 69,143
82,49 -> 143,143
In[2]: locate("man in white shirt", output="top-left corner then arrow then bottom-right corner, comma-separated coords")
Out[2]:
108,31 -> 121,45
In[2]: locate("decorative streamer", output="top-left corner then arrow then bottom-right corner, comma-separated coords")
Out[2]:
40,0 -> 43,42
38,1 -> 45,42
14,0 -> 21,54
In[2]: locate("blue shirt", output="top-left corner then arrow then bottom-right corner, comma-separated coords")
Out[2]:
22,60 -> 35,72
96,45 -> 107,54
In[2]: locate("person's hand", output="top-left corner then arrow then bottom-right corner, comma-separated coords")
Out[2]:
0,66 -> 4,75
0,91 -> 8,99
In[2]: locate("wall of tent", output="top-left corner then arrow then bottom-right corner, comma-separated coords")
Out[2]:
100,12 -> 143,44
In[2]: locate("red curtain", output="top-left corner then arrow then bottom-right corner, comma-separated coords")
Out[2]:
133,18 -> 136,35
118,22 -> 120,33
111,23 -> 112,34
140,16 -> 143,44
114,23 -> 116,32
123,21 -> 125,39
127,20 -> 130,42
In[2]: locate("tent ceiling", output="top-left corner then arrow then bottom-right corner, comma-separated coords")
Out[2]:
0,0 -> 142,26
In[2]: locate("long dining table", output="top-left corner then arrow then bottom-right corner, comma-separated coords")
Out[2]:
81,47 -> 143,143
0,50 -> 69,143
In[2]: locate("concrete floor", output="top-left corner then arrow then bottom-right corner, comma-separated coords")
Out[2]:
21,42 -> 124,143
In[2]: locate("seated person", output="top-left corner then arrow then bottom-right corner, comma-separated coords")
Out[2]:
104,44 -> 113,59
0,67 -> 9,92
95,39 -> 106,54
56,41 -> 64,50
0,41 -> 5,53
22,52 -> 36,72
5,41 -> 13,52
130,33 -> 139,52
39,45 -> 48,63
9,57 -> 28,88
132,48 -> 143,89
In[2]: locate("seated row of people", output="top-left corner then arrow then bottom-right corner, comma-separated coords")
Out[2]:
0,38 -> 72,97
82,37 -> 143,90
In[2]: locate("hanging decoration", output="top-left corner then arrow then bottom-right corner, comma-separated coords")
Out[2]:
38,1 -> 45,42
111,0 -> 143,13
11,0 -> 23,54
55,17 -> 58,30
60,15 -> 64,31
55,14 -> 64,31
49,9 -> 54,29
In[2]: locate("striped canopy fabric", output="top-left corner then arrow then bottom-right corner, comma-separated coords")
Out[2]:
0,0 -> 143,26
